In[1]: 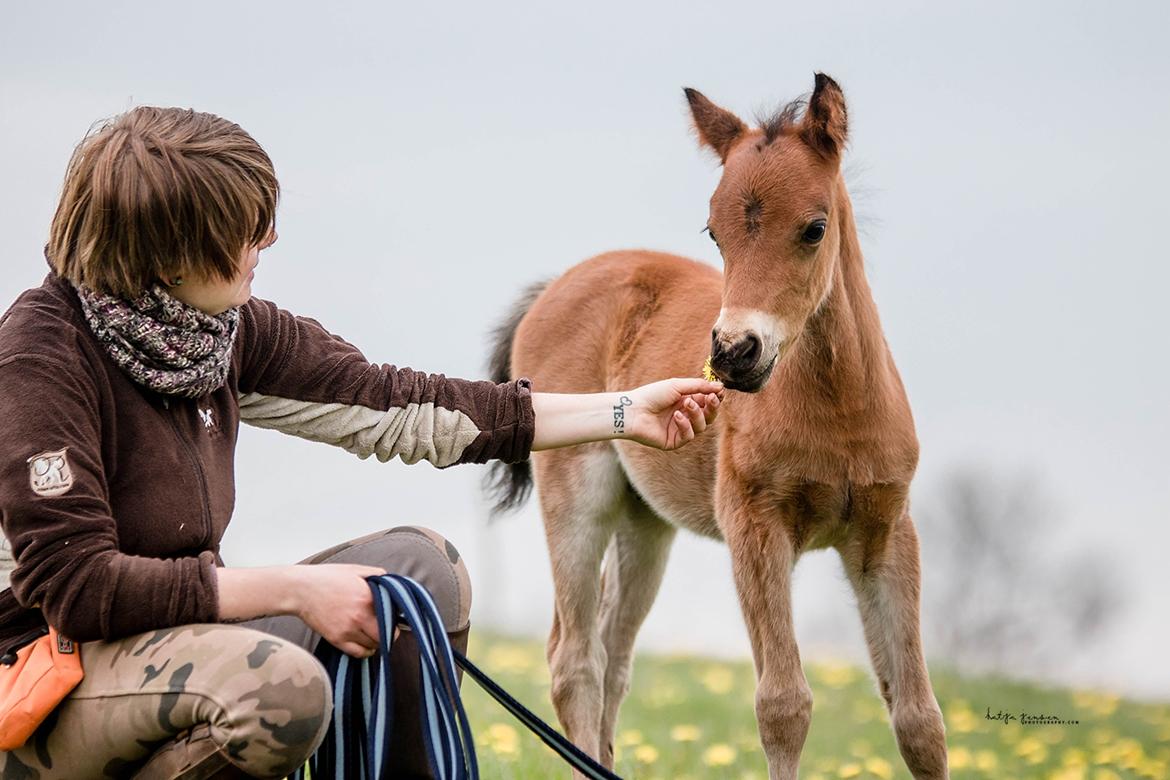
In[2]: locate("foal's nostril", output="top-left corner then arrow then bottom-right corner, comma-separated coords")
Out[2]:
711,335 -> 726,362
725,333 -> 760,369
740,334 -> 761,366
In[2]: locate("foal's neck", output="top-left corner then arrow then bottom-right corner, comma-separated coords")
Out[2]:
789,176 -> 898,410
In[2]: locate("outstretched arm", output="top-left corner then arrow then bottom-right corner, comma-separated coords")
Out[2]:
532,377 -> 724,451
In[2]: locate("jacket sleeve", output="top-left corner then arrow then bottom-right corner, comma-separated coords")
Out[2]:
235,298 -> 535,468
0,355 -> 219,642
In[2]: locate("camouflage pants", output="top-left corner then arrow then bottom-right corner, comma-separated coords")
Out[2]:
0,526 -> 472,779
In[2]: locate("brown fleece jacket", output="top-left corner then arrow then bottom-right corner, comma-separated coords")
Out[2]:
0,273 -> 534,654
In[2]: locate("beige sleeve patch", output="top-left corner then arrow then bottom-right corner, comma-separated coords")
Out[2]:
1,531 -> 13,591
237,393 -> 481,467
27,447 -> 75,497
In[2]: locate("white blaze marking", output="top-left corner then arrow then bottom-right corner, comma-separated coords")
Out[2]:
712,307 -> 787,366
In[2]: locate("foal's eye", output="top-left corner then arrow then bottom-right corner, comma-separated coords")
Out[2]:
801,220 -> 827,245
706,227 -> 718,245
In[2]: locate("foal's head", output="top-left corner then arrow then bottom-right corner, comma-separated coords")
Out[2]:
688,74 -> 849,392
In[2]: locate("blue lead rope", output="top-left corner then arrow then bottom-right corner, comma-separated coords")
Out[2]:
296,574 -> 622,780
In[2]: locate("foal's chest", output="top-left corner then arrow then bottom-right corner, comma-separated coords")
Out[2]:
718,411 -> 917,552
764,479 -> 910,553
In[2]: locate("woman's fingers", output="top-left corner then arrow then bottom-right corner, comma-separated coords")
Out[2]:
339,640 -> 375,658
670,377 -> 725,396
672,409 -> 696,448
703,392 -> 720,424
359,613 -> 381,646
684,396 -> 707,434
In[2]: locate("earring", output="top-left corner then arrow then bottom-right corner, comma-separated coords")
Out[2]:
167,277 -> 183,287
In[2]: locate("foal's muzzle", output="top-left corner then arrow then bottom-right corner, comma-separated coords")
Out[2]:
710,332 -> 777,392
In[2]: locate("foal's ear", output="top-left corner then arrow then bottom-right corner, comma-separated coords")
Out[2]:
684,88 -> 747,164
800,73 -> 848,159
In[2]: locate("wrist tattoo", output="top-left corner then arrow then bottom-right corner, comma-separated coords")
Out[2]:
612,395 -> 633,435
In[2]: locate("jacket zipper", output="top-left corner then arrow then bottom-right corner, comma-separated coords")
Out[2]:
160,397 -> 214,549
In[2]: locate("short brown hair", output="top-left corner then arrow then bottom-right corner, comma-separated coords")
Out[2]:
46,106 -> 279,298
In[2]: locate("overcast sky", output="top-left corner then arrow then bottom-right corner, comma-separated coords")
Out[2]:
2,1 -> 1167,698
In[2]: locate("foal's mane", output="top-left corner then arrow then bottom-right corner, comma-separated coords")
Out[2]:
757,97 -> 807,145
752,95 -> 877,239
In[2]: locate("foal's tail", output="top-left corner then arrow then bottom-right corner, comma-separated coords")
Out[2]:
484,280 -> 549,517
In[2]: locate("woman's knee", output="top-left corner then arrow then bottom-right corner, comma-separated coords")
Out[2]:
314,525 -> 472,632
389,526 -> 472,631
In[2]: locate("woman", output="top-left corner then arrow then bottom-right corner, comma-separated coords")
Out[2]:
0,106 -> 723,778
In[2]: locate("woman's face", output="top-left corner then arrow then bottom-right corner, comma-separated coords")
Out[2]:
168,230 -> 277,315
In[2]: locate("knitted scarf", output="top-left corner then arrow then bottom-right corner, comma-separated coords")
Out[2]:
72,282 -> 239,399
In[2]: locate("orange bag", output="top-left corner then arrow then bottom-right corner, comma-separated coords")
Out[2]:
0,627 -> 83,750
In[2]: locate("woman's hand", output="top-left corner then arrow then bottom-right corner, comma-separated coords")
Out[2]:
218,563 -> 397,658
290,563 -> 388,658
623,378 -> 724,450
530,378 -> 723,452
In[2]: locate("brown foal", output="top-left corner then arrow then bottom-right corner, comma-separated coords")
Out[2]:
487,74 -> 949,779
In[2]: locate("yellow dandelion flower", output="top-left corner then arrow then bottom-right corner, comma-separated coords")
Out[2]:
864,756 -> 894,779
486,723 -> 517,740
975,749 -> 998,771
671,724 -> 702,742
484,722 -> 520,758
1040,726 -> 1065,745
1015,736 -> 1049,765
484,644 -> 533,674
837,762 -> 862,778
950,746 -> 973,769
702,355 -> 716,382
617,729 -> 644,747
1137,757 -> 1167,778
1093,744 -> 1117,766
814,661 -> 859,689
634,744 -> 660,764
1093,769 -> 1122,780
1063,748 -> 1089,767
948,707 -> 980,733
998,721 -> 1024,744
703,743 -> 737,767
1072,691 -> 1119,717
701,665 -> 736,695
1111,737 -> 1145,769
1089,727 -> 1118,746
1048,767 -> 1086,780
647,684 -> 686,708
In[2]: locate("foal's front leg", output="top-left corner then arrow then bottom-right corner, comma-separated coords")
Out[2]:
720,499 -> 811,780
840,509 -> 949,779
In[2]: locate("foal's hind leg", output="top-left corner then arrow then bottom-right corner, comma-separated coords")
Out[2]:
535,444 -> 626,773
596,503 -> 677,767
840,512 -> 949,779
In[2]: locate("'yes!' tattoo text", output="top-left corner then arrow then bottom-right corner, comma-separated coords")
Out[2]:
612,395 -> 633,435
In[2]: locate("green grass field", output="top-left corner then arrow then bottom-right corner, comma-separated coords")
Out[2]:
459,633 -> 1170,780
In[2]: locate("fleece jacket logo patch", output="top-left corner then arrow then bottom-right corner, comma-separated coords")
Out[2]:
28,447 -> 74,497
